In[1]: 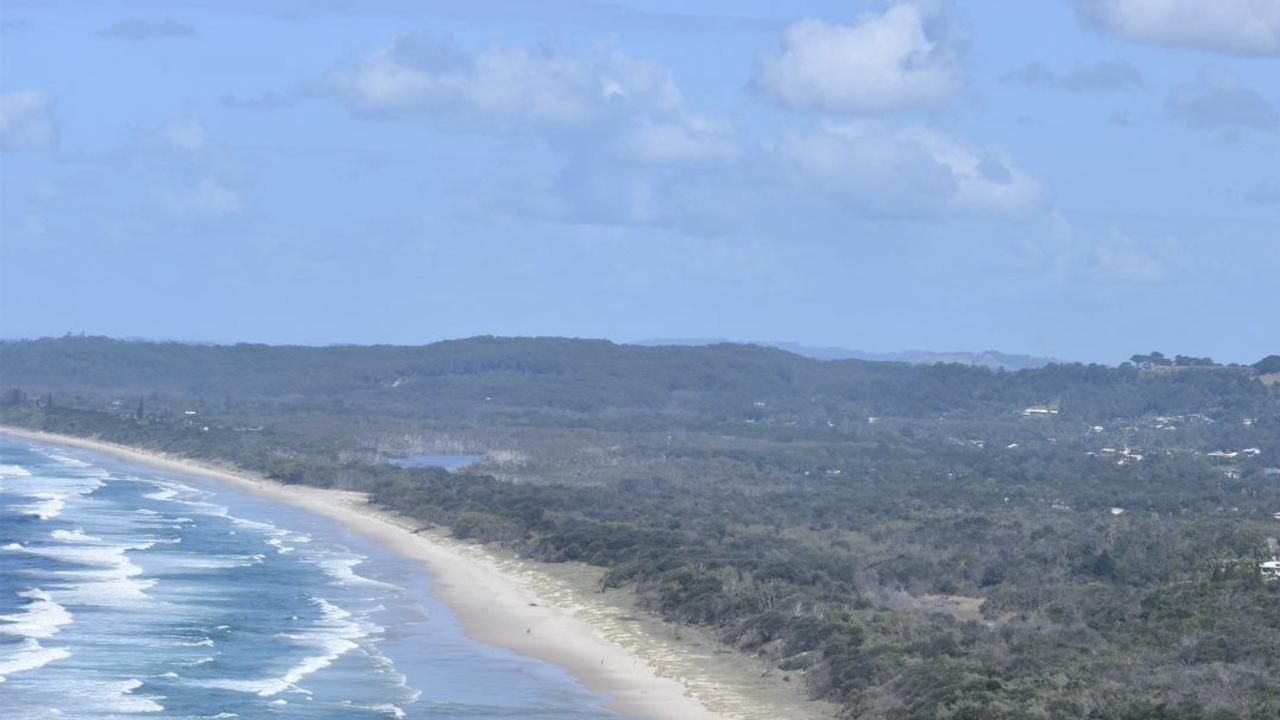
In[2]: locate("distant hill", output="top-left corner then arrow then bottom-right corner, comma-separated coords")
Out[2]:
634,338 -> 1060,370
1,335 -> 1260,427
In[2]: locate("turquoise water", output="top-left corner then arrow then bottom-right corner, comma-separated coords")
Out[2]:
0,435 -> 624,719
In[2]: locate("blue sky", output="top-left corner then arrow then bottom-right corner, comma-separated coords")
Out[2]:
1,0 -> 1276,363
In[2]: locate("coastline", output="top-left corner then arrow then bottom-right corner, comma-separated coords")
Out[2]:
0,426 -> 833,720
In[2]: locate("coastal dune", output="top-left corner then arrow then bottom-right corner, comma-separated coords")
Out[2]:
0,427 -> 831,720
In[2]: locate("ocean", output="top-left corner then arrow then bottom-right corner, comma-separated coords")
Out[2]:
0,435 -> 624,719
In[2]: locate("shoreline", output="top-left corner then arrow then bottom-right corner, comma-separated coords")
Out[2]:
0,426 -> 832,720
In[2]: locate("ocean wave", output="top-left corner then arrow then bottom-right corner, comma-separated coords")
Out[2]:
46,677 -> 165,713
178,655 -> 215,668
179,637 -> 215,647
5,474 -> 105,520
145,552 -> 262,573
50,528 -> 100,543
0,638 -> 71,683
115,678 -> 166,713
4,539 -> 158,606
44,453 -> 91,468
0,589 -> 74,640
229,515 -> 279,532
312,556 -> 398,589
368,703 -> 408,719
196,597 -> 369,697
142,478 -> 205,503
14,493 -> 65,520
0,463 -> 33,478
172,495 -> 229,515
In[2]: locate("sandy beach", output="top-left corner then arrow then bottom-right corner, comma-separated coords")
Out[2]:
0,426 -> 833,720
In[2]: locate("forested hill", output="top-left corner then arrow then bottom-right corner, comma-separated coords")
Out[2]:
0,336 -> 1271,427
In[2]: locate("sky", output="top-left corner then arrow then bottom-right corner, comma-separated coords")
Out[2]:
0,0 -> 1277,364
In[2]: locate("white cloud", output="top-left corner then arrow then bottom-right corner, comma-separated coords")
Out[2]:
1093,227 -> 1168,283
610,116 -> 739,166
1165,68 -> 1278,133
753,3 -> 963,114
159,120 -> 208,154
774,122 -> 1042,217
162,177 -> 245,220
1073,0 -> 1280,56
0,90 -> 57,151
316,33 -> 683,132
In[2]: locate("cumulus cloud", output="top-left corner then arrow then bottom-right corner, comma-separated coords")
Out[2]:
99,18 -> 197,41
0,90 -> 58,151
1165,69 -> 1278,133
159,120 -> 208,154
315,33 -> 682,132
1001,60 -> 1142,92
610,116 -> 740,166
1073,0 -> 1280,56
161,177 -> 245,220
1092,227 -> 1168,283
774,122 -> 1042,217
753,2 -> 963,114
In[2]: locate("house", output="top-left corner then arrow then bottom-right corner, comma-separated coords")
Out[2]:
1022,404 -> 1059,417
1266,468 -> 1280,478
1262,560 -> 1280,580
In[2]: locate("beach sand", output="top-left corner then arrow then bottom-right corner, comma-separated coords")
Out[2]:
0,427 -> 835,720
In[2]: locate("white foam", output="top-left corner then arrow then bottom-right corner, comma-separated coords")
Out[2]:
117,678 -> 165,713
0,464 -> 32,478
0,589 -> 74,639
45,453 -> 90,468
4,539 -> 157,606
49,677 -> 164,713
174,499 -> 229,517
196,598 -> 367,697
146,553 -> 260,572
369,703 -> 408,719
229,516 -> 279,532
142,478 -> 203,503
50,529 -> 99,543
15,493 -> 65,520
6,474 -> 104,520
313,556 -> 397,589
0,638 -> 71,682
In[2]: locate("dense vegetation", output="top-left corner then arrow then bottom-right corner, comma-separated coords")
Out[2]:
3,336 -> 1279,719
